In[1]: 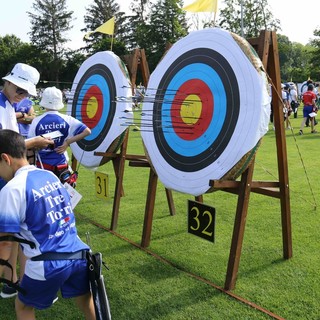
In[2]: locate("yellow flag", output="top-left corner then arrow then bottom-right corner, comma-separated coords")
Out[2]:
183,0 -> 218,13
84,17 -> 115,40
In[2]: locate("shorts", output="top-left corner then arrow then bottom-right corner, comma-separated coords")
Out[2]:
18,259 -> 90,310
303,105 -> 313,118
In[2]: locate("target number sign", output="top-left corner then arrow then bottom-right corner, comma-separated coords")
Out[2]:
95,172 -> 109,200
188,200 -> 215,243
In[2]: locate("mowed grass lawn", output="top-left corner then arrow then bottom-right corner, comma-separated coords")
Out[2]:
1,107 -> 319,319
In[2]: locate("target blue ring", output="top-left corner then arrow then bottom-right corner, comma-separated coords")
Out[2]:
71,63 -> 116,152
162,63 -> 226,156
153,48 -> 240,172
75,74 -> 111,141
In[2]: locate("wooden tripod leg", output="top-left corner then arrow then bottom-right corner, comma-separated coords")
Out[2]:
141,169 -> 158,248
224,162 -> 255,290
110,131 -> 129,230
165,188 -> 175,216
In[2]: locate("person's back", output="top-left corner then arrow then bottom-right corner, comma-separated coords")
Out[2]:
289,84 -> 299,118
0,129 -> 95,319
299,84 -> 317,135
302,89 -> 317,106
28,87 -> 91,180
31,111 -> 76,166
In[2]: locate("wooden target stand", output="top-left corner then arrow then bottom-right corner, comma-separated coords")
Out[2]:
73,33 -> 291,291
208,30 -> 292,290
93,48 -> 177,231
131,30 -> 292,291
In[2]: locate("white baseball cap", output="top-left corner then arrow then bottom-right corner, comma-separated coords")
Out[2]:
40,86 -> 64,110
2,63 -> 40,96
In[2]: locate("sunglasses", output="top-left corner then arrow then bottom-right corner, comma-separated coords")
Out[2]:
16,87 -> 29,96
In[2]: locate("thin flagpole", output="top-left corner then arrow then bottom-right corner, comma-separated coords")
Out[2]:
213,11 -> 217,26
241,0 -> 244,37
110,33 -> 114,51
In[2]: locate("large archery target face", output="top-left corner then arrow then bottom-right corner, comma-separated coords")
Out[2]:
67,51 -> 132,167
141,28 -> 271,196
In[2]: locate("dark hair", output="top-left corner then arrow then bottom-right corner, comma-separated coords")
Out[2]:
308,84 -> 314,91
0,129 -> 26,158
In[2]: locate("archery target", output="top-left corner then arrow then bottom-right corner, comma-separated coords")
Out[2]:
67,51 -> 132,167
141,28 -> 271,196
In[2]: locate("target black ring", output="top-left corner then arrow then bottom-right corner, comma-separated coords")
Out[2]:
71,63 -> 116,152
154,48 -> 240,172
67,51 -> 132,168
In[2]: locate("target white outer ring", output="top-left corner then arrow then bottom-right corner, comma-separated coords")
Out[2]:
141,28 -> 271,196
67,51 -> 132,168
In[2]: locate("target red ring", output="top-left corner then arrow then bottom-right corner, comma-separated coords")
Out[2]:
171,79 -> 213,140
80,85 -> 103,128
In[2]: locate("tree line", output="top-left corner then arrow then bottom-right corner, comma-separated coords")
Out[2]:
1,0 -> 319,90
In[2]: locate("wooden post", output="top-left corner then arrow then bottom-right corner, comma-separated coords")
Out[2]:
248,31 -> 292,259
224,160 -> 255,290
110,130 -> 129,230
217,30 -> 292,290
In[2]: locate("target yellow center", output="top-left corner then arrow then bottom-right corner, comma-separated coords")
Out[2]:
180,94 -> 202,125
87,97 -> 98,118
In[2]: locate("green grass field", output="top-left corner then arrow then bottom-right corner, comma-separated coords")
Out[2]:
1,108 -> 319,319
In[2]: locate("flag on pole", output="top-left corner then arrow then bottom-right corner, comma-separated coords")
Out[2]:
84,17 -> 115,40
183,0 -> 218,13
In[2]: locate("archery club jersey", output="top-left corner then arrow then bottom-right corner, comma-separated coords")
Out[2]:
0,165 -> 89,280
28,111 -> 88,166
0,92 -> 19,189
0,92 -> 19,131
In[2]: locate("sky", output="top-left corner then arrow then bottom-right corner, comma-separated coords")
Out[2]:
0,0 -> 319,49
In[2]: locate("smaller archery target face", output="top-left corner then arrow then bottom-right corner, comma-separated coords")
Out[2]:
141,28 -> 270,196
67,51 -> 132,167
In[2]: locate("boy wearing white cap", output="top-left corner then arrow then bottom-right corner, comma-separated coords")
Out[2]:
0,63 -> 54,299
0,63 -> 53,149
28,87 -> 91,181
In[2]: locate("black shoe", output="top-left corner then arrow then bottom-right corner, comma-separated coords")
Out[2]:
0,280 -> 19,298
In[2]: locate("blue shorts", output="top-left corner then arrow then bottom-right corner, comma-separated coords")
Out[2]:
303,105 -> 314,118
18,259 -> 90,310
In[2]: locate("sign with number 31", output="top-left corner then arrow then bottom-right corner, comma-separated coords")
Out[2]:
95,172 -> 109,200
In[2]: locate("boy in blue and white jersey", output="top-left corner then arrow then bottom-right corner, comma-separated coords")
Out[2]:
0,63 -> 54,298
0,129 -> 95,319
28,87 -> 91,175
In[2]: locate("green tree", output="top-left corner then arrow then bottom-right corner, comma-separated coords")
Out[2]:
82,0 -> 127,54
218,0 -> 280,38
0,35 -> 26,76
28,0 -> 74,85
277,34 -> 293,81
142,0 -> 188,71
59,50 -> 86,88
118,0 -> 151,51
309,28 -> 320,80
277,34 -> 314,83
0,35 -> 48,84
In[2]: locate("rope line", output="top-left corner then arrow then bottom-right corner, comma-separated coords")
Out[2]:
264,75 -> 317,210
77,213 -> 286,320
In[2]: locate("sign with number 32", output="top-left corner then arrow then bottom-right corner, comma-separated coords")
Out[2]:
188,200 -> 215,243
